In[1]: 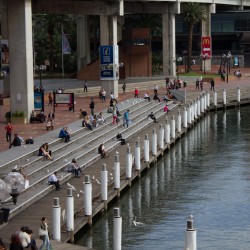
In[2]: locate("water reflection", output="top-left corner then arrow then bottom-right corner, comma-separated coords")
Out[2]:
76,107 -> 250,250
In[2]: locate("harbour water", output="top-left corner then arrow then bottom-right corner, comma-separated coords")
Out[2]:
76,106 -> 250,250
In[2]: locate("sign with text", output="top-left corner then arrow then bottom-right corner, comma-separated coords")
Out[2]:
100,45 -> 119,80
53,93 -> 75,112
201,36 -> 211,58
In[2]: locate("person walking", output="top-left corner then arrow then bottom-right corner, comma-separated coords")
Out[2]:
5,122 -> 13,143
154,84 -> 159,94
122,82 -> 126,95
89,98 -> 95,116
101,89 -> 106,103
83,80 -> 88,92
123,109 -> 130,128
38,217 -> 51,250
195,79 -> 199,90
210,78 -> 215,91
48,93 -> 53,106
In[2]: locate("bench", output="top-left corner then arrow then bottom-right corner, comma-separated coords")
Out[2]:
30,113 -> 46,123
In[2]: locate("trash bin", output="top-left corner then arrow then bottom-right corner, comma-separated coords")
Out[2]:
183,81 -> 187,88
0,208 -> 10,223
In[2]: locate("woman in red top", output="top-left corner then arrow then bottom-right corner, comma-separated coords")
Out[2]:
5,122 -> 13,142
134,88 -> 139,98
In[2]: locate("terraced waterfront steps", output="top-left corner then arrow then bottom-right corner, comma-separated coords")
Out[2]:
0,98 -> 177,220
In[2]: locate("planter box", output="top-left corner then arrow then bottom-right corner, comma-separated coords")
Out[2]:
11,117 -> 27,124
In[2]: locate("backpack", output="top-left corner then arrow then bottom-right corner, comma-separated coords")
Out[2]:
25,138 -> 34,144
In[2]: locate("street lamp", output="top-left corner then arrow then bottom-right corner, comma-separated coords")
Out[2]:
200,54 -> 208,75
173,57 -> 182,80
0,172 -> 25,206
34,65 -> 47,91
226,51 -> 232,83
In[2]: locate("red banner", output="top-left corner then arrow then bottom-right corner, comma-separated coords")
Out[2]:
201,36 -> 211,58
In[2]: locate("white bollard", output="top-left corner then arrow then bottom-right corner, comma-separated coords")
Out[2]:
135,140 -> 141,171
187,105 -> 191,124
194,101 -> 197,119
207,92 -> 210,109
113,208 -> 122,250
197,98 -> 201,117
201,94 -> 204,113
223,88 -> 226,106
114,154 -> 120,189
165,119 -> 171,144
52,198 -> 61,241
177,110 -> 182,133
101,164 -> 108,201
144,134 -> 150,162
126,147 -> 132,179
84,175 -> 92,216
171,115 -> 175,139
214,90 -> 217,108
237,85 -> 241,104
185,215 -> 197,250
183,107 -> 187,128
204,93 -> 207,111
66,188 -> 74,232
158,124 -> 164,150
191,102 -> 194,122
152,129 -> 157,155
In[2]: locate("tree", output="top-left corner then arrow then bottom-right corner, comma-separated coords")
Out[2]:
181,2 -> 207,72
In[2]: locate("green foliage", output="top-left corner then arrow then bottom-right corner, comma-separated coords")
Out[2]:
11,111 -> 25,118
33,14 -> 77,73
5,111 -> 11,119
152,51 -> 163,73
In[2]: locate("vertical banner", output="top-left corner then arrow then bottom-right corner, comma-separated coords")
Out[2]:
1,39 -> 10,76
34,91 -> 44,111
201,36 -> 211,58
100,45 -> 119,80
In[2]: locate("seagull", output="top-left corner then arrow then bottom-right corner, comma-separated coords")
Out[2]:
96,179 -> 101,185
13,165 -> 18,170
47,169 -> 50,173
67,183 -> 76,191
138,137 -> 140,140
80,190 -> 84,194
61,174 -> 64,178
110,173 -> 113,176
115,151 -> 119,155
133,217 -> 144,226
92,175 -> 95,180
121,102 -> 124,105
127,143 -> 130,147
64,159 -> 68,162
127,100 -> 129,102
110,177 -> 113,180
26,159 -> 29,162
76,194 -> 80,197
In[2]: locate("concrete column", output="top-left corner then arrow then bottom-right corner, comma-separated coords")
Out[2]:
7,0 -> 34,121
52,198 -> 61,241
162,8 -> 176,76
100,15 -> 118,98
0,0 -> 10,93
201,4 -> 212,72
77,15 -> 91,70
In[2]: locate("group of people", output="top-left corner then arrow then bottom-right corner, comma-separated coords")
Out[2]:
8,225 -> 39,250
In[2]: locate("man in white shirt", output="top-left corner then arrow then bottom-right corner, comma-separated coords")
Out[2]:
154,84 -> 159,94
144,92 -> 151,102
48,172 -> 61,191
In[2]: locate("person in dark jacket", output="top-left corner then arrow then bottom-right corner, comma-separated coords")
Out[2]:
59,127 -> 70,142
89,98 -> 95,116
9,134 -> 22,149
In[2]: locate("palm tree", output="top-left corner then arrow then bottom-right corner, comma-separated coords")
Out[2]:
181,2 -> 207,72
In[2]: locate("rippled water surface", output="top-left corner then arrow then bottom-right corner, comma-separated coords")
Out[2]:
76,107 -> 250,250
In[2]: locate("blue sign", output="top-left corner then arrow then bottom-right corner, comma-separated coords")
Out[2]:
100,45 -> 119,80
234,56 -> 239,66
34,92 -> 44,110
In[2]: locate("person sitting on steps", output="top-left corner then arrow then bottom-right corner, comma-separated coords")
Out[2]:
148,112 -> 158,123
98,143 -> 109,158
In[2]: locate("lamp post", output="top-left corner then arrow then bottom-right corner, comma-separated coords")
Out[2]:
200,54 -> 208,75
226,51 -> 232,83
0,172 -> 25,206
174,57 -> 182,80
34,65 -> 47,91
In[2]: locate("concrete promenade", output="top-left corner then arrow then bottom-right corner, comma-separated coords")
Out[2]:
0,71 -> 250,249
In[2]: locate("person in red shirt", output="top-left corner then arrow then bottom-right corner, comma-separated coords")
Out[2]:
5,122 -> 13,142
134,88 -> 139,98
